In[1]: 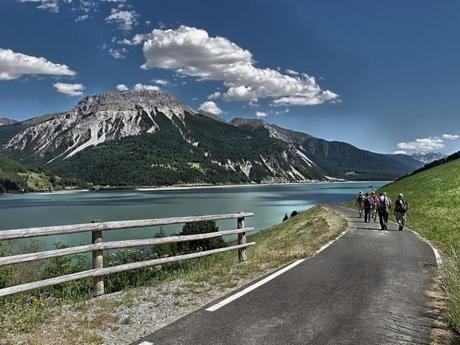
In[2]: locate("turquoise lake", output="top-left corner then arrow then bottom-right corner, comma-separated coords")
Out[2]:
0,182 -> 388,251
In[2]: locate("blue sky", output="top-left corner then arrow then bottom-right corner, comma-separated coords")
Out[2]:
1,0 -> 460,155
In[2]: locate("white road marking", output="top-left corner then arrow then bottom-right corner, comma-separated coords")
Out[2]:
316,230 -> 347,253
384,219 -> 443,268
206,259 -> 305,312
138,342 -> 153,345
206,227 -> 349,312
407,228 -> 443,267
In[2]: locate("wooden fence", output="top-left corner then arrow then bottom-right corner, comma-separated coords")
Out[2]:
0,212 -> 255,297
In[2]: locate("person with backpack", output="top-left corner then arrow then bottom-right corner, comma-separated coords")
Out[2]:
377,192 -> 392,230
363,192 -> 374,223
371,191 -> 379,222
356,192 -> 365,218
394,193 -> 409,231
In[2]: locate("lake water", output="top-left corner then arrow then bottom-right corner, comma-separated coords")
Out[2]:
0,182 -> 387,251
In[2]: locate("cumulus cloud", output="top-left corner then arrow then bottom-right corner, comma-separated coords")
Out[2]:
116,83 -> 129,91
133,83 -> 159,91
53,82 -> 85,96
396,137 -> 445,153
105,8 -> 138,31
442,134 -> 460,140
392,150 -> 407,155
0,48 -> 76,80
198,101 -> 222,115
140,26 -> 338,106
255,111 -> 267,118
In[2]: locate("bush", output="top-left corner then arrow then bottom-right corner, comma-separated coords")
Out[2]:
0,244 -> 15,289
39,242 -> 90,299
179,221 -> 225,253
282,214 -> 288,222
290,211 -> 299,218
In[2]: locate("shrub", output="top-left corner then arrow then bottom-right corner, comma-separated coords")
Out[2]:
0,244 -> 15,289
179,221 -> 225,253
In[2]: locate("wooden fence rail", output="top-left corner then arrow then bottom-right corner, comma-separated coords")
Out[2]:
0,212 -> 255,297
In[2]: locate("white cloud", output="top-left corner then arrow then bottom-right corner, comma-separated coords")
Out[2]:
140,26 -> 338,106
272,108 -> 290,115
152,78 -> 168,85
0,48 -> 76,80
396,137 -> 445,153
105,8 -> 138,31
198,101 -> 222,115
75,14 -> 89,22
18,0 -> 100,14
53,82 -> 85,96
108,47 -> 128,59
116,83 -> 129,91
208,91 -> 221,100
285,69 -> 299,76
118,33 -> 148,46
18,0 -> 59,12
442,134 -> 459,140
133,83 -> 159,91
392,150 -> 407,155
255,111 -> 267,118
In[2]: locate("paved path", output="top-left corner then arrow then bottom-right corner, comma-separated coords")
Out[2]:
134,205 -> 437,345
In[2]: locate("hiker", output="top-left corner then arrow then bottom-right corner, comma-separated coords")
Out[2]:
363,192 -> 374,223
377,192 -> 392,230
371,191 -> 379,222
356,192 -> 365,218
394,193 -> 409,231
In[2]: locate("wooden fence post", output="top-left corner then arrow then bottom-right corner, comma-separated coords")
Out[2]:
237,216 -> 247,263
91,220 -> 104,296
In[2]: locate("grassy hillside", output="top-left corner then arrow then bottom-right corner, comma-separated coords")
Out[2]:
380,158 -> 460,252
0,154 -> 66,193
0,154 -> 29,192
379,157 -> 460,333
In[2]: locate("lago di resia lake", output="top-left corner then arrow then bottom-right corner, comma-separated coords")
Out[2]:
0,181 -> 387,250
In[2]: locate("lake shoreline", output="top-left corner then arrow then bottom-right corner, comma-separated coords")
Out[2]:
2,179 -> 391,196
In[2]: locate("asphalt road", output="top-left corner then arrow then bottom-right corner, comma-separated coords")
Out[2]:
134,205 -> 437,345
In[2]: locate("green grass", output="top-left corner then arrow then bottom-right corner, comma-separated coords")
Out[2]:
0,205 -> 347,344
378,158 -> 460,333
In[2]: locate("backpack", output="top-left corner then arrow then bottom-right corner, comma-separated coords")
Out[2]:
364,197 -> 372,209
379,197 -> 388,212
396,200 -> 407,213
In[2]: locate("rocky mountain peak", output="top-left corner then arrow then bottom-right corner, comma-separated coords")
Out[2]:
1,90 -> 195,162
75,90 -> 191,115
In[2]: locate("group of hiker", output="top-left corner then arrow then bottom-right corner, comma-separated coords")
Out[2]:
355,191 -> 409,231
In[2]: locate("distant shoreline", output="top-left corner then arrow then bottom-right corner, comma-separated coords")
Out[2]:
1,180 -> 391,196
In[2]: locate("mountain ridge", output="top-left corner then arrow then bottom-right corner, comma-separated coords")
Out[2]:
0,117 -> 17,126
0,90 -> 423,186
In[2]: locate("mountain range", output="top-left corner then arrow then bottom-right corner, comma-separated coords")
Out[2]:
0,90 -> 424,187
410,152 -> 446,164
